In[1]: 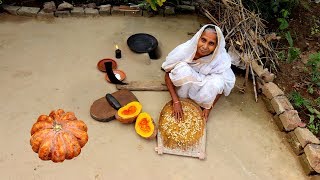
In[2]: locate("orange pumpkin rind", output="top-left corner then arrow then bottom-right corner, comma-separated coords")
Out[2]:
116,101 -> 142,124
30,109 -> 88,163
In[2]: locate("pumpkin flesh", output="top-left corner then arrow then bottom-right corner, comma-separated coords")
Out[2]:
135,112 -> 156,139
122,106 -> 137,116
116,101 -> 142,123
138,118 -> 152,137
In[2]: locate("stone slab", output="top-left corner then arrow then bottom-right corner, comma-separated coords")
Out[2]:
37,9 -> 55,18
99,4 -> 111,10
299,153 -> 317,175
124,10 -> 142,17
99,5 -> 111,16
271,96 -> 294,115
99,9 -> 111,15
262,82 -> 284,100
17,6 -> 40,17
182,1 -> 192,5
273,114 -> 285,131
177,5 -> 196,12
84,8 -> 99,16
286,131 -> 304,155
279,110 -> 303,131
2,5 -> 21,15
305,144 -> 320,173
57,2 -> 73,11
261,95 -> 276,114
43,1 -> 56,13
142,9 -> 164,17
71,7 -> 85,17
294,127 -> 320,148
111,6 -> 125,16
55,10 -> 71,17
164,6 -> 175,15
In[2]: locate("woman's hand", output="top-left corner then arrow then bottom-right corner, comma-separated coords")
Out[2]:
165,72 -> 184,122
173,101 -> 183,122
202,109 -> 211,121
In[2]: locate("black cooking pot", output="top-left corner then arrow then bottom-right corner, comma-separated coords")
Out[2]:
127,33 -> 159,59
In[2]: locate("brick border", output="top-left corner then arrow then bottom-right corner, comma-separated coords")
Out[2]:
251,57 -> 320,176
262,80 -> 320,175
1,4 -> 197,18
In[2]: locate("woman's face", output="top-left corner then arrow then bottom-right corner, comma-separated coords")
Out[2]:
196,30 -> 217,57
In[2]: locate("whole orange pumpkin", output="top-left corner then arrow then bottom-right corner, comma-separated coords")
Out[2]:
30,109 -> 88,163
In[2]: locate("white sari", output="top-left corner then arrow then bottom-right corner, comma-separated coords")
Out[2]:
162,24 -> 236,109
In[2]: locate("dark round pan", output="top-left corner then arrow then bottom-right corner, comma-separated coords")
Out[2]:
127,33 -> 158,53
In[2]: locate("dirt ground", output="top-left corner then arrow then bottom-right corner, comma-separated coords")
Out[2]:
0,14 -> 308,179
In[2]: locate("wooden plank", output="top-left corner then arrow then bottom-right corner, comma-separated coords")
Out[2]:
116,81 -> 168,91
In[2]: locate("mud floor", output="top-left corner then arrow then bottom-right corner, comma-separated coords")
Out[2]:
0,14 -> 308,180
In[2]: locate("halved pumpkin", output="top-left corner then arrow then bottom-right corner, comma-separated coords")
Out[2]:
135,112 -> 157,139
115,101 -> 142,123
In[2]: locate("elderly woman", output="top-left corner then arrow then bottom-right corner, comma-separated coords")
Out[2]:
162,24 -> 236,121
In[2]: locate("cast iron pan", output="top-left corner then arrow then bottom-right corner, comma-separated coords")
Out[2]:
127,33 -> 158,53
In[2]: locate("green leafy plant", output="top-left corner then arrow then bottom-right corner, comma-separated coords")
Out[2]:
307,52 -> 320,86
308,117 -> 320,135
311,16 -> 320,36
288,91 -> 320,135
267,1 -> 301,63
304,52 -> 320,95
311,23 -> 320,36
307,107 -> 320,135
277,9 -> 290,30
146,0 -> 166,11
277,18 -> 289,30
272,0 -> 299,30
279,31 -> 300,63
316,97 -> 320,106
285,31 -> 294,47
288,91 -> 310,108
287,47 -> 301,62
307,85 -> 314,94
277,50 -> 286,61
242,0 -> 300,22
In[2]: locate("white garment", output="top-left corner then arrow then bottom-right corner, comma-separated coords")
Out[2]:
162,24 -> 236,109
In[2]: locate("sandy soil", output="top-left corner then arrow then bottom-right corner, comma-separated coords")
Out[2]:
0,14 -> 308,180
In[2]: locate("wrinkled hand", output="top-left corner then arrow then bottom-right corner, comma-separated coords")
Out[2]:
202,109 -> 211,122
172,101 -> 183,122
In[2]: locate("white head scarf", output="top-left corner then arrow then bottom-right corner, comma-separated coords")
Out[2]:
162,24 -> 231,75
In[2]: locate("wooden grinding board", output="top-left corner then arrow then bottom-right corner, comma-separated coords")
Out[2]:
90,89 -> 138,122
116,81 -> 168,91
155,98 -> 207,159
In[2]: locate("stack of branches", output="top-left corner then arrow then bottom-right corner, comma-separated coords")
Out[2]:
199,0 -> 280,102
